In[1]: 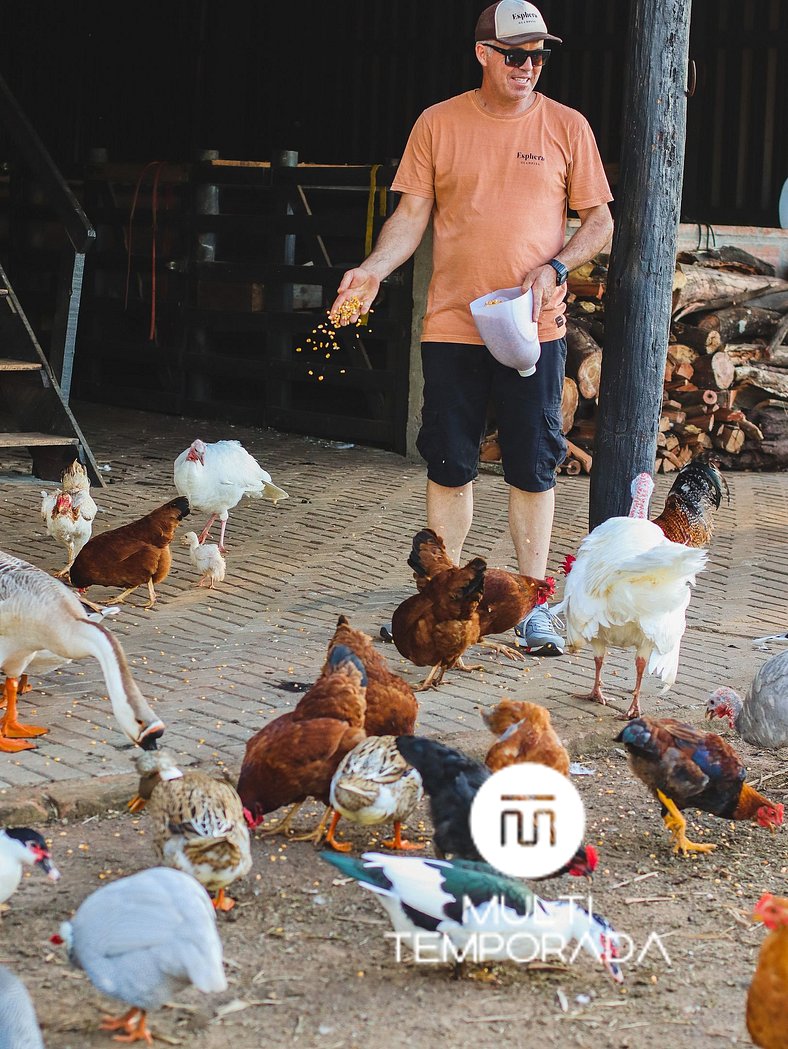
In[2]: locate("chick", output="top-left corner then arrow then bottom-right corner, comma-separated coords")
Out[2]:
181,531 -> 226,588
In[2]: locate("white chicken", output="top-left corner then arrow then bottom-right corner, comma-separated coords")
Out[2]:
0,550 -> 164,752
40,461 -> 97,579
552,472 -> 708,719
174,438 -> 288,552
181,531 -> 226,588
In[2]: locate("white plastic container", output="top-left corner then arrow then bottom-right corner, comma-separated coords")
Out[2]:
469,286 -> 541,377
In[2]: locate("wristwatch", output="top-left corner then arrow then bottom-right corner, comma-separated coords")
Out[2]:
547,258 -> 569,285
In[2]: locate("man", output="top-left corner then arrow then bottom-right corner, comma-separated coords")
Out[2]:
330,0 -> 613,655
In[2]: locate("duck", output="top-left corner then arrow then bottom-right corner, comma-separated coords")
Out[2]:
320,851 -> 623,982
327,735 -> 424,852
0,827 -> 60,906
54,866 -> 227,1045
129,749 -> 252,911
181,531 -> 226,588
0,550 -> 164,751
705,655 -> 788,749
0,965 -> 44,1048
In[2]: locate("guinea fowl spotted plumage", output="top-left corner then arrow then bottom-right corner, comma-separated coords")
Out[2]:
56,866 -> 227,1045
0,966 -> 44,1049
129,749 -> 252,911
705,654 -> 788,749
0,551 -> 164,751
174,438 -> 288,552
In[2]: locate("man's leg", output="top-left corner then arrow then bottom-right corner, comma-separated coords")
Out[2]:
508,486 -> 555,579
426,480 -> 474,566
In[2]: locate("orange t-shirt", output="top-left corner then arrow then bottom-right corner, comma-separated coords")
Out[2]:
391,91 -> 613,344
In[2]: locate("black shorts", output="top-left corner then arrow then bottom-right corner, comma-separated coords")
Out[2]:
416,340 -> 567,492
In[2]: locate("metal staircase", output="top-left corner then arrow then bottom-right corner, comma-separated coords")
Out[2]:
0,71 -> 105,487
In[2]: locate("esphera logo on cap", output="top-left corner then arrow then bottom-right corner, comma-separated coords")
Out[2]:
513,10 -> 540,21
469,762 -> 585,879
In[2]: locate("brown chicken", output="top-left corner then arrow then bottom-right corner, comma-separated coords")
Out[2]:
747,893 -> 788,1049
480,699 -> 571,776
237,644 -> 367,848
324,615 -> 418,736
69,496 -> 190,608
616,715 -> 783,855
391,556 -> 486,690
651,455 -> 726,547
408,528 -> 555,658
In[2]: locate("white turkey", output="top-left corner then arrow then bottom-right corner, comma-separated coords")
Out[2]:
181,531 -> 226,588
552,472 -> 708,719
174,438 -> 287,552
0,550 -> 164,751
705,653 -> 788,749
55,866 -> 226,1044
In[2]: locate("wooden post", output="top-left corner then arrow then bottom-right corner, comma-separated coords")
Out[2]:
588,0 -> 692,528
187,149 -> 220,406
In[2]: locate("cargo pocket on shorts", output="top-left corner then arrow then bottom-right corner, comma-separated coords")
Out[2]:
542,407 -> 567,479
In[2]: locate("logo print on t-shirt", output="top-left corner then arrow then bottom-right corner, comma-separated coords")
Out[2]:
517,151 -> 545,165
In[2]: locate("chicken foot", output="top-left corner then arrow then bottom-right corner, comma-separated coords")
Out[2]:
477,639 -> 526,661
657,790 -> 716,855
623,656 -> 647,720
289,805 -> 333,845
576,655 -> 610,706
212,887 -> 236,912
414,664 -> 446,691
197,514 -> 218,544
258,801 -> 305,837
99,1006 -> 153,1044
0,677 -> 47,746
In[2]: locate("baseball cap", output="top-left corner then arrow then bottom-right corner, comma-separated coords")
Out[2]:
475,0 -> 563,45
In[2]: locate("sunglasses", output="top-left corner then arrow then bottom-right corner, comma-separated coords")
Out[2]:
484,44 -> 551,68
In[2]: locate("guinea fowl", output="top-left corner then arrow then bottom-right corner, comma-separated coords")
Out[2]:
0,827 -> 60,906
174,438 -> 288,552
129,749 -> 252,911
553,472 -> 708,719
0,550 -> 164,751
55,866 -> 227,1045
705,653 -> 788,749
395,736 -> 596,879
0,966 -> 44,1049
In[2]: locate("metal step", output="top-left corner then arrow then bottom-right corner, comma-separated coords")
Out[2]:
0,358 -> 43,371
0,432 -> 79,447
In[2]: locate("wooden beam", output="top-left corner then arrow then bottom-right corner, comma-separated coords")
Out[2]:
589,0 -> 692,528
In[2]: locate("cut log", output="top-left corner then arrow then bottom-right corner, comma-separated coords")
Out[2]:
565,439 -> 593,474
713,406 -> 746,424
693,304 -> 781,344
690,350 -> 736,390
738,418 -> 765,441
561,457 -> 582,475
670,322 -> 721,354
676,246 -> 776,276
723,343 -> 770,366
667,342 -> 701,364
565,323 -> 603,399
734,364 -> 788,399
479,431 -> 501,463
713,423 -> 745,454
561,376 -> 579,435
671,263 -> 788,321
677,389 -> 718,408
745,291 -> 788,313
714,404 -> 788,469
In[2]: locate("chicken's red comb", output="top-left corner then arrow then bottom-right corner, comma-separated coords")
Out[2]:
583,844 -> 599,870
562,554 -> 576,575
50,934 -> 64,945
538,577 -> 556,604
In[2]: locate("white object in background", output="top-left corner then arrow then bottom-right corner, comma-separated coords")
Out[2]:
469,286 -> 541,377
779,177 -> 788,229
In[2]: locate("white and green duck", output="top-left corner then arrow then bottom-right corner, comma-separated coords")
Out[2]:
321,851 -> 622,983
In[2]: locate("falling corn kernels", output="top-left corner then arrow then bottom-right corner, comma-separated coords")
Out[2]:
328,296 -> 367,326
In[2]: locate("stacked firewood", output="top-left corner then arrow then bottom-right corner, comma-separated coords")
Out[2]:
559,246 -> 788,473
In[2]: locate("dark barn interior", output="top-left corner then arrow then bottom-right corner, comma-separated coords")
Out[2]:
0,0 -> 785,459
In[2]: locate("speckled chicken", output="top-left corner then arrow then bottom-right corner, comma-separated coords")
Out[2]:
56,866 -> 227,1045
325,615 -> 418,736
327,735 -> 424,852
651,455 -> 726,547
0,966 -> 44,1049
480,698 -> 570,775
129,749 -> 252,911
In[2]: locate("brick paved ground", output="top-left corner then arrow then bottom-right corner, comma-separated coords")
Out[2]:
0,400 -> 786,803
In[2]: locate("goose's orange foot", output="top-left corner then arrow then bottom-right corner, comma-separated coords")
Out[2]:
1,719 -> 48,738
0,734 -> 36,752
212,888 -> 236,912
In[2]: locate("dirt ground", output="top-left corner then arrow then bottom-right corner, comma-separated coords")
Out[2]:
1,724 -> 786,1049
